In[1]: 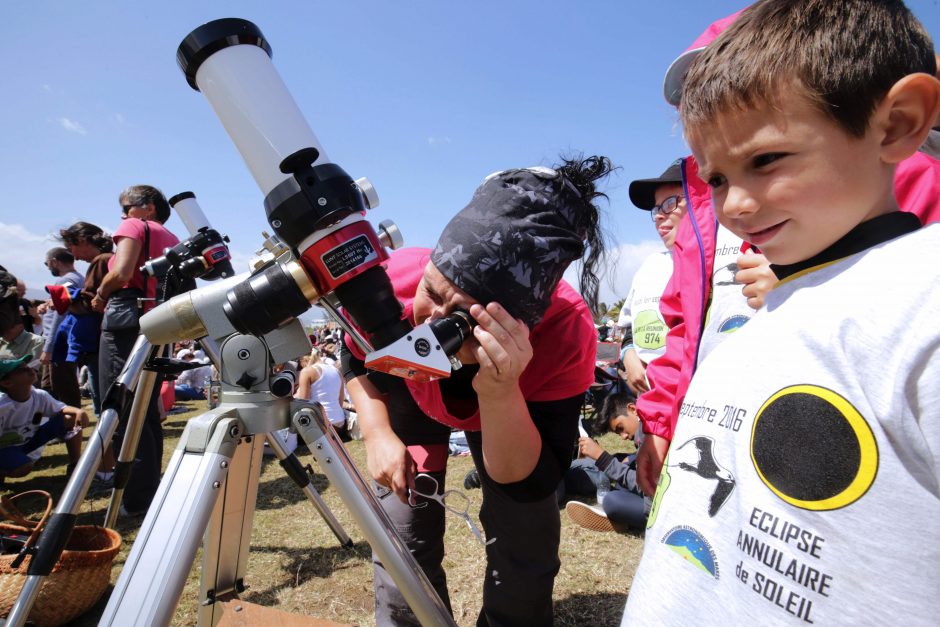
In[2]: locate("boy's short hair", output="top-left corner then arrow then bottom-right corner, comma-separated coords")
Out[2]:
596,391 -> 637,436
681,0 -> 936,137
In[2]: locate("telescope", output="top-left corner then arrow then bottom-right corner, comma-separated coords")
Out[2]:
142,18 -> 473,381
142,192 -> 235,284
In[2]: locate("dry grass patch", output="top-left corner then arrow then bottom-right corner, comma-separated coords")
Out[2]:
6,400 -> 643,625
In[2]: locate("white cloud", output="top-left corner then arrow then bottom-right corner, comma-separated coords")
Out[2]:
41,84 -> 52,93
58,117 -> 87,135
563,239 -> 665,308
427,136 -> 452,145
0,223 -> 61,298
114,113 -> 126,125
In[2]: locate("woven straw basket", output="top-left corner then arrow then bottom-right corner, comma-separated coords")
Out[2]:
0,490 -> 122,627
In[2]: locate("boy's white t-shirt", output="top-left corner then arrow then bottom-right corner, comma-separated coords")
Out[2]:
697,224 -> 757,366
0,388 -> 66,461
624,225 -> 940,626
618,251 -> 673,365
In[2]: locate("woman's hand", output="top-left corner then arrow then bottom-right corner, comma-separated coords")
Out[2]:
364,430 -> 416,503
91,294 -> 106,313
468,302 -> 533,398
469,301 -> 543,483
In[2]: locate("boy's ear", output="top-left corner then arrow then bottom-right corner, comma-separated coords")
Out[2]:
876,73 -> 940,164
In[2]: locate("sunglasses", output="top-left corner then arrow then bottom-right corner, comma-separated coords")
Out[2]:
121,203 -> 142,214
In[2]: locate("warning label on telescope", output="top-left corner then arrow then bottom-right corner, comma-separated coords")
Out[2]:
322,235 -> 379,279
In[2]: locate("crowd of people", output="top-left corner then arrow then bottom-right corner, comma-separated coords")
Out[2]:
0,0 -> 938,624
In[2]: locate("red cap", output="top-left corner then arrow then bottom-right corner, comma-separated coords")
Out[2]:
44,284 -> 73,314
663,9 -> 744,106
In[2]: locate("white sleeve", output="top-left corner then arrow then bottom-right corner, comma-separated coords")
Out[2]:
37,390 -> 66,415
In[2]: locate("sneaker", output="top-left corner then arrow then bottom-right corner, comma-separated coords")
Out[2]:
87,476 -> 114,497
119,504 -> 148,518
566,501 -> 615,533
463,468 -> 481,490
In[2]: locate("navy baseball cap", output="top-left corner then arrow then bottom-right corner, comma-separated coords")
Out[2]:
628,160 -> 683,210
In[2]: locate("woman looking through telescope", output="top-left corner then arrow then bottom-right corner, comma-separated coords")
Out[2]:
342,156 -> 611,626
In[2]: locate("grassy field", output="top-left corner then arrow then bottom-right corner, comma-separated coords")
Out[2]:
3,400 -> 643,626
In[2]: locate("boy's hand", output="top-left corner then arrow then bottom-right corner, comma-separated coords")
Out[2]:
62,407 -> 89,432
735,251 -> 777,310
578,436 -> 604,460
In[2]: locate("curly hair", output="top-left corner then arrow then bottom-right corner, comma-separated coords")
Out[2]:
556,154 -> 615,314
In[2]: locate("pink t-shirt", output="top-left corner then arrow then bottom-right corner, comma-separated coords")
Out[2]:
345,247 -> 597,431
109,218 -> 179,304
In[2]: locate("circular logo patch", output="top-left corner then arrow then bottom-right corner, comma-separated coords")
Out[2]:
750,385 -> 877,511
414,338 -> 432,358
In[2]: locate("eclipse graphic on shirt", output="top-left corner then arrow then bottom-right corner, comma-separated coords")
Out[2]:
750,385 -> 878,510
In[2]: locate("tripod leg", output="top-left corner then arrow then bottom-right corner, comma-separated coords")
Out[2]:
265,432 -> 352,548
104,348 -> 162,527
197,434 -> 264,627
99,410 -> 243,627
291,403 -> 456,627
3,335 -> 153,627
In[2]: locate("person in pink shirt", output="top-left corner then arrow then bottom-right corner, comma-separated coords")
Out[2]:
93,184 -> 179,516
342,157 -> 610,626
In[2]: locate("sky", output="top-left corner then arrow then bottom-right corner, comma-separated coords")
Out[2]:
3,0 -> 939,322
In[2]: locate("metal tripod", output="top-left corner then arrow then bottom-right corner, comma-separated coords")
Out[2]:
93,330 -> 455,626
3,333 -> 356,626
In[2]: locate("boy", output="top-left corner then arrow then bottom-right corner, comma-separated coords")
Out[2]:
0,356 -> 87,482
564,391 -> 650,533
624,1 -> 940,624
634,6 -> 940,499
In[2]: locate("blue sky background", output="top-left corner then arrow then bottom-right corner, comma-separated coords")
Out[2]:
3,0 -> 939,320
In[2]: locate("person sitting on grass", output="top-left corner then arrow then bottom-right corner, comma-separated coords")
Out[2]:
563,391 -> 650,533
0,355 -> 88,483
173,349 -> 211,401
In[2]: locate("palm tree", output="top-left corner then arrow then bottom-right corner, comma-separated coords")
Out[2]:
607,297 -> 626,321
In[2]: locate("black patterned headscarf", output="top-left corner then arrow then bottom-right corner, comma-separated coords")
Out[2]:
430,167 -> 588,327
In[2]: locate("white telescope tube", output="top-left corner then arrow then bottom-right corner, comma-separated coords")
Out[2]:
192,42 -> 329,195
169,191 -> 211,235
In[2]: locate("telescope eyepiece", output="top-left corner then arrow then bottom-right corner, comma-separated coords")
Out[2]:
428,309 -> 477,357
